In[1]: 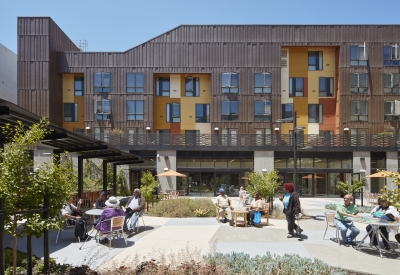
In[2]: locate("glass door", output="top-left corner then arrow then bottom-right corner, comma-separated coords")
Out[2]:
300,173 -> 313,196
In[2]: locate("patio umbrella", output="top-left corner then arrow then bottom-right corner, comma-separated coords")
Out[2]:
302,174 -> 324,179
241,176 -> 249,180
156,169 -> 187,177
365,170 -> 399,178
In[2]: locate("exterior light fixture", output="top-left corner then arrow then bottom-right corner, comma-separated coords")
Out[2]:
146,126 -> 151,130
214,127 -> 219,131
164,167 -> 169,171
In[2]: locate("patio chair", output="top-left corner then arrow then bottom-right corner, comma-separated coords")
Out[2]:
239,195 -> 244,206
170,191 -> 178,199
323,212 -> 356,246
56,219 -> 81,244
102,216 -> 128,249
126,211 -> 147,233
260,202 -> 270,226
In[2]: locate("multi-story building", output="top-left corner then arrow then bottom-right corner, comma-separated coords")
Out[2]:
17,17 -> 400,197
0,43 -> 17,104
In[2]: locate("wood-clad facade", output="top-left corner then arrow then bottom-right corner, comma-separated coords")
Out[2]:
16,18 -> 400,196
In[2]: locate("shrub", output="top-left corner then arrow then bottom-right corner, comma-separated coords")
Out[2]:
148,198 -> 216,218
325,204 -> 374,213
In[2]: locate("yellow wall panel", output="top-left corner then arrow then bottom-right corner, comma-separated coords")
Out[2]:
62,74 -> 74,102
62,74 -> 85,131
294,97 -> 308,134
288,48 -> 308,78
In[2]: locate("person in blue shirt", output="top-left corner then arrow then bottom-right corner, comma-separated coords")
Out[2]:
279,183 -> 302,238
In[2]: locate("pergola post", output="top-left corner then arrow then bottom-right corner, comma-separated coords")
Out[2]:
113,163 -> 117,196
103,161 -> 108,193
78,157 -> 84,199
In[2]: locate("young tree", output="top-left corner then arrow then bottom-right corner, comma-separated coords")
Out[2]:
0,118 -> 76,273
247,170 -> 281,202
379,172 -> 400,209
140,171 -> 160,211
336,177 -> 367,194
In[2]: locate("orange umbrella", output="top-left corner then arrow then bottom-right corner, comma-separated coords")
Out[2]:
365,170 -> 399,178
241,176 -> 249,180
302,174 -> 324,179
156,169 -> 187,177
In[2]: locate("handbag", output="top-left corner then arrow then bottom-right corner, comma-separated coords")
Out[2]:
253,211 -> 261,224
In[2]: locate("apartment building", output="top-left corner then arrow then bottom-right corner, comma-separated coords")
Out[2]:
0,43 -> 17,104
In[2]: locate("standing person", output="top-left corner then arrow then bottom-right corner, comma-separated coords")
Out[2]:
279,183 -> 302,238
216,188 -> 234,225
123,188 -> 146,234
95,196 -> 125,244
334,194 -> 361,246
95,191 -> 108,209
247,192 -> 265,226
367,198 -> 399,249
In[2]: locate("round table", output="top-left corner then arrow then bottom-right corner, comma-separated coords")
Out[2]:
84,209 -> 104,216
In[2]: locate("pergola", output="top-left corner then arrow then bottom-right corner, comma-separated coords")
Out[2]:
0,99 -> 143,198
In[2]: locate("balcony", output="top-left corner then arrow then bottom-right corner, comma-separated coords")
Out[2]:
78,133 -> 399,152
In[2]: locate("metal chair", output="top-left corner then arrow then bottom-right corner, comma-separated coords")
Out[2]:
135,211 -> 146,233
104,216 -> 128,249
56,219 -> 81,244
324,212 -> 356,246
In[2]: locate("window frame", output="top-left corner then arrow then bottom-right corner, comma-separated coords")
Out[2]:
254,72 -> 272,93
319,77 -> 334,97
94,72 -> 111,93
384,45 -> 400,66
254,100 -> 271,121
350,45 -> 368,66
94,99 -> 111,120
74,77 -> 84,96
384,100 -> 400,120
156,77 -> 170,96
350,73 -> 368,93
221,100 -> 238,121
185,77 -> 200,97
350,101 -> 368,121
289,78 -> 304,97
221,72 -> 238,93
166,103 -> 180,122
126,100 -> 144,121
282,104 -> 293,120
308,104 -> 323,123
383,73 -> 400,94
195,104 -> 210,123
308,51 -> 323,70
126,73 -> 144,93
64,103 -> 78,122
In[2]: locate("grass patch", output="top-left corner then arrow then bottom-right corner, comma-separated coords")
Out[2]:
148,198 -> 216,218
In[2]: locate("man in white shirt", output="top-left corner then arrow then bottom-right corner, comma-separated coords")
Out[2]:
62,198 -> 82,224
123,188 -> 145,234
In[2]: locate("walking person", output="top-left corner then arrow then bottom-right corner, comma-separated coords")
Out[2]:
279,183 -> 302,238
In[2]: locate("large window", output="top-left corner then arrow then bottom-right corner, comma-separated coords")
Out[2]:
254,100 -> 271,121
383,73 -> 400,93
74,77 -> 84,96
221,72 -> 238,93
126,73 -> 143,93
94,99 -> 111,120
282,104 -> 293,120
319,77 -> 334,97
64,103 -> 78,122
254,73 -> 271,93
195,104 -> 210,123
127,100 -> 144,120
185,77 -> 200,97
156,78 -> 170,96
94,72 -> 111,93
289,78 -> 304,97
308,51 -> 323,70
350,45 -> 368,66
384,45 -> 400,66
221,100 -> 238,120
384,100 -> 400,120
308,104 -> 323,123
350,73 -> 368,93
350,101 -> 368,121
166,103 -> 180,122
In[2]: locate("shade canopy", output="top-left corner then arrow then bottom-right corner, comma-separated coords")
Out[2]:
241,176 -> 249,180
156,169 -> 187,177
302,174 -> 324,179
365,170 -> 399,178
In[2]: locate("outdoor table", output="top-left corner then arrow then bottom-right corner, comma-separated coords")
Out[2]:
349,217 -> 400,258
232,209 -> 249,227
85,209 -> 104,217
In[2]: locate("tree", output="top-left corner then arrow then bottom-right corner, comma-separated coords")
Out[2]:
247,170 -> 281,202
336,177 -> 367,194
0,118 -> 76,273
140,171 -> 160,211
378,172 -> 400,209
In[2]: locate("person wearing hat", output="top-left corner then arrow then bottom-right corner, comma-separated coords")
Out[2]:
95,196 -> 125,244
215,188 -> 234,225
95,191 -> 108,209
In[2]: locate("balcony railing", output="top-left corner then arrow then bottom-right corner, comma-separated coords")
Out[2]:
79,133 -> 399,151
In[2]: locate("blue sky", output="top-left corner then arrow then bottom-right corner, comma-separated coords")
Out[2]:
1,0 -> 397,53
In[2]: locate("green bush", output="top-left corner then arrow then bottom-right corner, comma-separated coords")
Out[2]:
325,204 -> 374,213
204,252 -> 347,275
148,198 -> 216,218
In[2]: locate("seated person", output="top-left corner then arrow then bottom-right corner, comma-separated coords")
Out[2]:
62,198 -> 82,224
216,188 -> 234,225
95,196 -> 125,244
95,191 -> 108,209
334,194 -> 361,247
367,198 -> 400,249
247,192 -> 265,226
123,188 -> 146,234
239,186 -> 249,205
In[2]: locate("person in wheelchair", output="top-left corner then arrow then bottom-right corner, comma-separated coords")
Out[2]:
123,188 -> 145,234
95,196 -> 125,244
62,198 -> 83,225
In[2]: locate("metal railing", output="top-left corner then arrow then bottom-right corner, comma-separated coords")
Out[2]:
80,133 -> 399,150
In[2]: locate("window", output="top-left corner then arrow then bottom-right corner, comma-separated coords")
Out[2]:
254,100 -> 271,121
350,73 -> 368,93
185,77 -> 200,97
319,77 -> 334,97
289,78 -> 304,97
254,73 -> 271,93
308,104 -> 323,123
384,73 -> 400,93
221,72 -> 238,93
126,73 -> 143,93
166,103 -> 180,122
64,103 -> 78,122
350,101 -> 368,121
308,51 -> 323,70
384,45 -> 400,66
350,45 -> 368,66
195,104 -> 210,123
94,72 -> 111,93
126,100 -> 144,120
94,99 -> 111,120
74,77 -> 84,96
384,100 -> 400,120
156,78 -> 170,96
282,104 -> 293,120
221,100 -> 238,120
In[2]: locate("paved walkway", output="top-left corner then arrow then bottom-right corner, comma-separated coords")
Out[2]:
6,197 -> 399,274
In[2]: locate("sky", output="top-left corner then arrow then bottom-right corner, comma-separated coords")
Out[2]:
1,0 -> 398,53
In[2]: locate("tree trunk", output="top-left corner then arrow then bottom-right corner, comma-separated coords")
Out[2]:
13,215 -> 17,275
